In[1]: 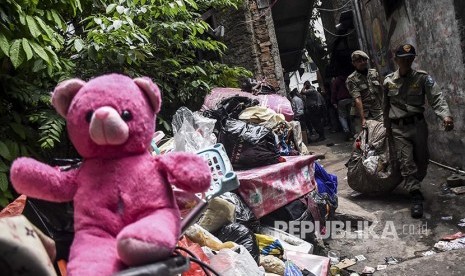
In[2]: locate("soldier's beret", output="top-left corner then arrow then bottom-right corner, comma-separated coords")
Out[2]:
351,50 -> 370,61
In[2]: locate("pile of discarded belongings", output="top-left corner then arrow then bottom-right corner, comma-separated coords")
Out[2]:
150,86 -> 339,275
0,86 -> 339,276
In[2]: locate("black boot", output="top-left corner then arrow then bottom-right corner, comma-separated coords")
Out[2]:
345,131 -> 354,141
410,190 -> 424,219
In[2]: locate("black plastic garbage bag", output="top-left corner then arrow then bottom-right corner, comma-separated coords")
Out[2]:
241,78 -> 276,95
218,96 -> 259,119
21,158 -> 80,263
260,199 -> 309,225
203,96 -> 259,136
220,192 -> 260,232
219,119 -> 280,169
23,199 -> 74,262
214,223 -> 260,264
259,199 -> 315,242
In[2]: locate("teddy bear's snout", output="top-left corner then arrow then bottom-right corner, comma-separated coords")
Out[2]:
95,108 -> 110,120
89,106 -> 129,145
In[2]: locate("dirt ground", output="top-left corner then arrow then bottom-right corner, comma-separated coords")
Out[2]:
306,129 -> 465,275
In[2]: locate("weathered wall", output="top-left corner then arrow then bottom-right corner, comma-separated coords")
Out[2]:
216,1 -> 285,93
216,6 -> 260,75
359,0 -> 465,167
359,0 -> 416,76
454,0 -> 465,66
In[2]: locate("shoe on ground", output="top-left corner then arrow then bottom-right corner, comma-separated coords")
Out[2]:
410,190 -> 424,219
345,132 -> 354,141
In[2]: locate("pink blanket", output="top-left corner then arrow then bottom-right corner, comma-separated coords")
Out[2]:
201,88 -> 294,121
236,155 -> 317,218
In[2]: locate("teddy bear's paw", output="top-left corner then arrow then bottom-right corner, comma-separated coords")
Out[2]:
117,238 -> 173,266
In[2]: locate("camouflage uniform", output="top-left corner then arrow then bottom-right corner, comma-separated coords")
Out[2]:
383,69 -> 452,191
346,69 -> 383,121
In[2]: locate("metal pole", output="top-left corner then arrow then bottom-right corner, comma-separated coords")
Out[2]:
352,0 -> 368,52
429,159 -> 465,174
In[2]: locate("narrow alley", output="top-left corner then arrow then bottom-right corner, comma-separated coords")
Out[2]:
309,130 -> 465,275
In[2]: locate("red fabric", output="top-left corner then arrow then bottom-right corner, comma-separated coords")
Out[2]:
0,195 -> 27,218
331,76 -> 351,105
178,236 -> 210,276
201,88 -> 294,121
236,155 -> 317,218
441,232 -> 465,241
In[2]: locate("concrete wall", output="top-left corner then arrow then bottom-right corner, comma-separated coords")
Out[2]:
216,1 -> 285,94
453,0 -> 465,67
358,0 -> 465,167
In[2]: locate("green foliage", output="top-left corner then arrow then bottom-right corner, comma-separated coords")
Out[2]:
30,111 -> 66,149
0,0 -> 82,206
71,0 -> 250,123
0,0 -> 251,207
0,72 -> 68,206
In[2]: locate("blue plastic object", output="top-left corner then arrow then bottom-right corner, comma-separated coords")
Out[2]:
314,162 -> 338,204
196,143 -> 239,199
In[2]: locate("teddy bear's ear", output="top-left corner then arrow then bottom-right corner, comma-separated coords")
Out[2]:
134,77 -> 161,114
51,79 -> 86,117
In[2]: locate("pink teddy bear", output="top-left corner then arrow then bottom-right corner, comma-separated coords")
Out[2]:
10,74 -> 211,275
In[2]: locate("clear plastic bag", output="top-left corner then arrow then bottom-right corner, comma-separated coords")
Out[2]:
285,250 -> 330,276
209,245 -> 264,276
172,107 -> 217,152
284,260 -> 303,276
362,155 -> 380,174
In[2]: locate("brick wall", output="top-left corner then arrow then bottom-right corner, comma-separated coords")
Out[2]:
215,0 -> 285,93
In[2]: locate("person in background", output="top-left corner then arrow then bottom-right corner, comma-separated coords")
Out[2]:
316,86 -> 331,133
383,44 -> 454,219
316,87 -> 327,126
290,88 -> 307,143
301,81 -> 326,142
331,75 -> 354,141
324,80 -> 340,134
290,88 -> 305,122
346,50 -> 383,133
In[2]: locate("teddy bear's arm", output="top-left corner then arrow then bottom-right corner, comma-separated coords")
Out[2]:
10,157 -> 78,202
156,153 -> 211,193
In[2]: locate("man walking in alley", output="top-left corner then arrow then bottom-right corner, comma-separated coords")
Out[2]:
332,75 -> 354,141
301,81 -> 326,142
383,44 -> 454,218
346,50 -> 383,133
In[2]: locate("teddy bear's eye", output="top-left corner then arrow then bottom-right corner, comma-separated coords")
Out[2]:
85,111 -> 93,123
121,110 -> 133,121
